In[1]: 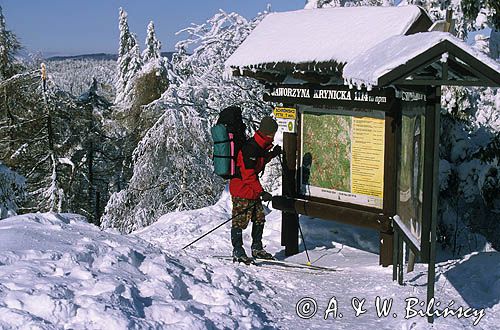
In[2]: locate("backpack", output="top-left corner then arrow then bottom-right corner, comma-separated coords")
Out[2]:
211,106 -> 247,179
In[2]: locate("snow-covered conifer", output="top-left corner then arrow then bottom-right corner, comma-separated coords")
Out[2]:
0,5 -> 22,80
142,21 -> 162,64
115,8 -> 143,106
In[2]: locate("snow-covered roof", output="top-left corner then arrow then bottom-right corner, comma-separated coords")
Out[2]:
225,5 -> 425,70
343,32 -> 500,88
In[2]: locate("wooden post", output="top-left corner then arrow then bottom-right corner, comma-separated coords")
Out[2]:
424,87 -> 441,323
392,228 -> 399,281
380,94 -> 399,266
380,230 -> 394,267
281,132 -> 299,256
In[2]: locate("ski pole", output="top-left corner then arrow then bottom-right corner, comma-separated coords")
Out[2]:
298,220 -> 312,266
182,201 -> 259,250
278,153 -> 312,266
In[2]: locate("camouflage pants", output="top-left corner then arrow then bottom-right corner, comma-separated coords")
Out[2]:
231,197 -> 265,229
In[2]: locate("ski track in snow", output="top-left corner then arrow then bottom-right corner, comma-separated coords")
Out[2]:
0,190 -> 498,329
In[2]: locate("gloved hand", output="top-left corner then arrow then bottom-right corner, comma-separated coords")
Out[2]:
260,191 -> 273,202
271,145 -> 282,158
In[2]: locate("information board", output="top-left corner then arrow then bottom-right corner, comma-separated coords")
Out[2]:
300,106 -> 385,209
397,105 -> 426,246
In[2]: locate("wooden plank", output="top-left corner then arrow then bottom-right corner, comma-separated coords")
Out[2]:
393,215 -> 421,253
293,199 -> 385,231
263,94 -> 394,111
273,196 -> 385,231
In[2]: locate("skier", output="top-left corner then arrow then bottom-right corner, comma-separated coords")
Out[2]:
229,116 -> 281,263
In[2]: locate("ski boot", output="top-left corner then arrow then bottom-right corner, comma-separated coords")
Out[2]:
233,253 -> 254,265
251,248 -> 274,260
251,223 -> 275,260
231,228 -> 254,265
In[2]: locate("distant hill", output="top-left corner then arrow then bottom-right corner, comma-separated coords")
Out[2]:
47,52 -> 175,62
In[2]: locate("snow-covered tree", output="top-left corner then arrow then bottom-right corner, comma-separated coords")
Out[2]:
101,10 -> 273,233
401,0 -> 498,41
0,68 -> 68,212
0,5 -> 23,181
142,21 -> 162,64
115,8 -> 143,106
0,5 -> 22,80
0,162 -> 25,219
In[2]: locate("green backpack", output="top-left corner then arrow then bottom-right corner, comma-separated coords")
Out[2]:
211,106 -> 246,179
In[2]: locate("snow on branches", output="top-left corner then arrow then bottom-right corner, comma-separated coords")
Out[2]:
102,10 -> 274,233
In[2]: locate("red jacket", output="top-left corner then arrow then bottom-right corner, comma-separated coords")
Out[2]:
229,131 -> 274,200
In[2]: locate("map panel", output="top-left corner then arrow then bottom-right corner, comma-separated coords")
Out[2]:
300,107 -> 385,209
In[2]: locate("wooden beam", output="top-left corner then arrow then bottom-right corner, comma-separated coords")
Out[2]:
442,60 -> 449,81
291,71 -> 331,84
393,79 -> 496,87
444,40 -> 500,86
382,40 -> 500,87
447,53 -> 498,84
378,43 -> 447,86
446,56 -> 478,79
273,196 -> 387,231
234,69 -> 286,83
231,60 -> 343,80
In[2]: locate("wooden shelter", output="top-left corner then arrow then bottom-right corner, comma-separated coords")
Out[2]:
225,7 -> 499,321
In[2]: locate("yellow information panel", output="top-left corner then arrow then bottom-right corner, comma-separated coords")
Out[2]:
273,107 -> 297,119
351,117 -> 385,200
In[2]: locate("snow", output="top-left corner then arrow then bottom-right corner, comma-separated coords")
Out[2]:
0,211 -> 271,329
0,188 -> 499,329
225,5 -> 423,71
343,32 -> 500,89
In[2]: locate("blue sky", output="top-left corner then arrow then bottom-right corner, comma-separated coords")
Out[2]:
0,0 -> 306,56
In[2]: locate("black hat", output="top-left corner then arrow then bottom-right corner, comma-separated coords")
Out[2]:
259,116 -> 278,135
